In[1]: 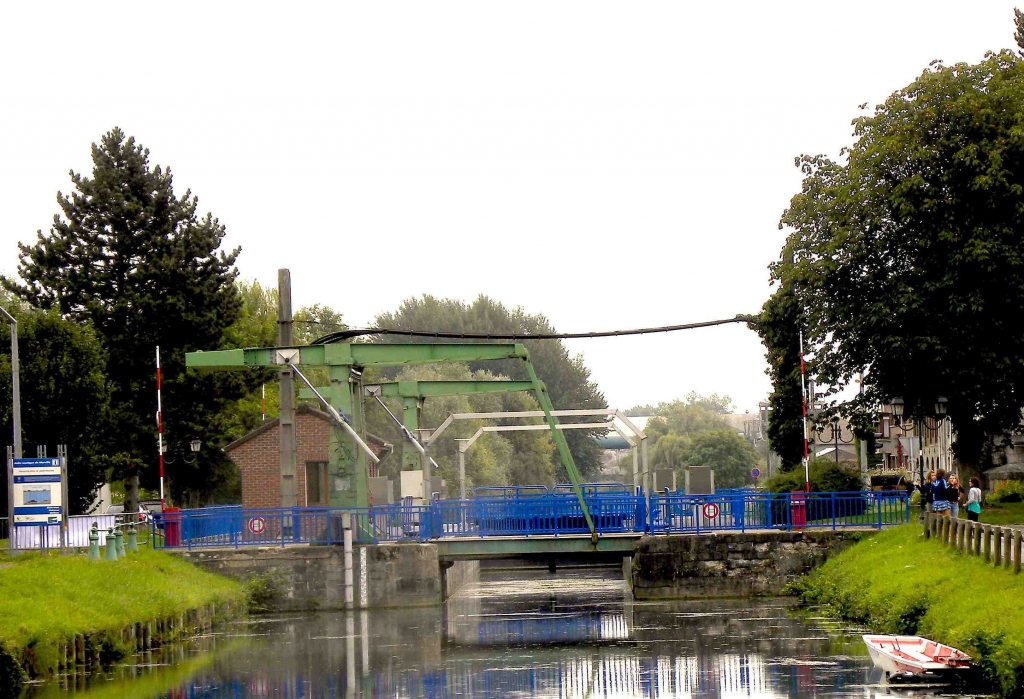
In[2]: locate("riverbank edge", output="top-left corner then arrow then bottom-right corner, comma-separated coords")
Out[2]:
787,523 -> 1024,696
0,550 -> 247,697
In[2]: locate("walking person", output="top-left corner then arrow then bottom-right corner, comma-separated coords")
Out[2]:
947,474 -> 965,519
966,477 -> 983,522
931,469 -> 951,517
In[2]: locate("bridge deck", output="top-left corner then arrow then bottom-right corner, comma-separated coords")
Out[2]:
434,532 -> 642,560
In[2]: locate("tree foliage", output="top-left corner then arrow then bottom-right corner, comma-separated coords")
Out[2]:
373,295 -> 608,479
755,287 -> 805,471
677,430 -> 758,489
0,298 -> 110,513
637,393 -> 760,488
4,128 -> 251,505
773,48 -> 1024,465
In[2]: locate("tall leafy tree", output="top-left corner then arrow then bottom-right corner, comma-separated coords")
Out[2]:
4,128 -> 250,507
755,287 -> 805,471
374,295 -> 608,479
0,298 -> 110,513
679,430 -> 758,489
774,44 -> 1024,466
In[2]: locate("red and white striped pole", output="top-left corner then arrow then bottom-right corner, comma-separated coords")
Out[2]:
156,346 -> 166,510
799,330 -> 810,492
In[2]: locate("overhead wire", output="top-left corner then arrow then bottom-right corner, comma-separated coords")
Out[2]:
310,314 -> 758,345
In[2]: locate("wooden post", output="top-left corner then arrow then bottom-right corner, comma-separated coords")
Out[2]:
1014,529 -> 1022,574
984,525 -> 992,563
1005,527 -> 1013,571
975,522 -> 983,557
924,512 -> 931,538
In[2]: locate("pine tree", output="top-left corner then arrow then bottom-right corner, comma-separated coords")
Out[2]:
4,128 -> 251,507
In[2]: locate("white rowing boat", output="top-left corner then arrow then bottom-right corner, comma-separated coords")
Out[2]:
862,635 -> 972,680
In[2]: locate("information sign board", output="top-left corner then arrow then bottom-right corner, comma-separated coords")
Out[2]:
11,458 -> 63,526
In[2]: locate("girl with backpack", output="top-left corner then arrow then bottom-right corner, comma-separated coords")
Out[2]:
966,477 -> 983,522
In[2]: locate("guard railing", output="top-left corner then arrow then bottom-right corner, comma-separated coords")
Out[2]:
149,490 -> 910,549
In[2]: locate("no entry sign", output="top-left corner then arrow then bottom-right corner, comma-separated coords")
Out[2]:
702,502 -> 720,519
247,517 -> 266,535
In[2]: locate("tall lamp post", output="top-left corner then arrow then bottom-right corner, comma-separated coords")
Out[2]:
160,439 -> 202,506
0,307 -> 21,459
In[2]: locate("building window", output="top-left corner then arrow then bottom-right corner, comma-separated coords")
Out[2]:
305,461 -> 329,506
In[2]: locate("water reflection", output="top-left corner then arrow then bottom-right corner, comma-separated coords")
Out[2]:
26,568 -> 879,699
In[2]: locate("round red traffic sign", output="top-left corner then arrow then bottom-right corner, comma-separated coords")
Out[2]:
247,517 -> 266,535
751,467 -> 761,479
702,502 -> 720,519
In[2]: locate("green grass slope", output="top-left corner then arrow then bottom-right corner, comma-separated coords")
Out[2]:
0,549 -> 243,679
793,524 -> 1024,695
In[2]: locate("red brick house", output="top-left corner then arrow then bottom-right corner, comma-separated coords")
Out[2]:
224,404 -> 391,509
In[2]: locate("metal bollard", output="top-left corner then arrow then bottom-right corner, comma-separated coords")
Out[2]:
104,531 -> 118,561
126,526 -> 138,553
87,526 -> 100,561
115,529 -> 125,558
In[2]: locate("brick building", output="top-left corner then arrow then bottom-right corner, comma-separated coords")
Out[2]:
225,404 -> 392,509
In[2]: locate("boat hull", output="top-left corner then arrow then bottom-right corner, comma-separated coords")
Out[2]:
862,635 -> 971,681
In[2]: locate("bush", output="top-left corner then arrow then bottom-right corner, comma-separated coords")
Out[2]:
989,480 -> 1024,505
765,459 -> 863,494
243,569 -> 286,614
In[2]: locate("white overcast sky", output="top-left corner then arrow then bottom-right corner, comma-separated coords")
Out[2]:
0,2 -> 1018,414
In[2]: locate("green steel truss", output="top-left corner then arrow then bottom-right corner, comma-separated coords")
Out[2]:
186,342 -> 595,535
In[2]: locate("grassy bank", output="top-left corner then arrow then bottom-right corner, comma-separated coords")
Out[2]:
980,501 -> 1024,525
791,524 -> 1024,695
0,549 -> 244,687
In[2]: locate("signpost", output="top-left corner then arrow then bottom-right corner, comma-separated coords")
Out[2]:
248,517 -> 266,535
751,467 -> 761,487
9,457 -> 66,551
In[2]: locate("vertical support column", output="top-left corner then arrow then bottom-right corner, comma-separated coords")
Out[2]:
640,437 -> 650,498
327,365 -> 368,509
859,438 -> 869,488
6,446 -> 12,554
278,269 -> 297,509
457,449 -> 466,500
418,429 -> 433,502
632,447 -> 639,491
343,513 -> 354,609
974,522 -> 983,558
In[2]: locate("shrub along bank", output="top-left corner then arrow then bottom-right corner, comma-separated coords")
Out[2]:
0,549 -> 244,696
790,524 -> 1024,696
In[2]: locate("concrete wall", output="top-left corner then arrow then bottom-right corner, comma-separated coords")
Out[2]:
176,543 -> 478,611
630,530 -> 866,599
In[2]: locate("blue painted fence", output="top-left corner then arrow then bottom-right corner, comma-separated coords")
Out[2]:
152,490 -> 909,549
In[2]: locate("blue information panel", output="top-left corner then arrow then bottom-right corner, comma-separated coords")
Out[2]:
11,458 -> 63,525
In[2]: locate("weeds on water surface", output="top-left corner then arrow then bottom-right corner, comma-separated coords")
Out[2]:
0,549 -> 243,679
795,524 -> 1024,696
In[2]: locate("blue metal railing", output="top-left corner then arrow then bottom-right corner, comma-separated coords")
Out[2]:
151,490 -> 909,548
648,491 -> 910,534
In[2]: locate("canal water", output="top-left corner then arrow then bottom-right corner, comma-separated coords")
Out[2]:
25,567 -> 909,698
